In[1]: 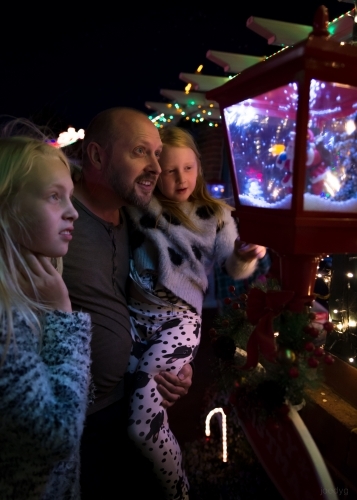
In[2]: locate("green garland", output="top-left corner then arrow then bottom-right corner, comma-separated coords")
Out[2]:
182,280 -> 336,499
209,278 -> 335,420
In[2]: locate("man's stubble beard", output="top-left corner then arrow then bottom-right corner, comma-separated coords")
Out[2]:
106,164 -> 153,210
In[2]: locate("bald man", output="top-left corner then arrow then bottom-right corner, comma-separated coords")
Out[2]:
63,108 -> 193,499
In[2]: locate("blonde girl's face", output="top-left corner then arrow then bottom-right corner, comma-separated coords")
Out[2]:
13,155 -> 78,258
157,146 -> 198,203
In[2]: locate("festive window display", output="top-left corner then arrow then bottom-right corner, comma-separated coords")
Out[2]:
224,80 -> 357,212
207,7 -> 357,262
205,6 -> 357,498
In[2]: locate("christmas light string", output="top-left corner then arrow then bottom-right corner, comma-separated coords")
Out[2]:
205,407 -> 228,462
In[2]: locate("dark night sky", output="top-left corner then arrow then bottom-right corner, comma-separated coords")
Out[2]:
0,1 -> 352,133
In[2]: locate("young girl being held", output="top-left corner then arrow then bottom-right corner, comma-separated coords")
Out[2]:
0,136 -> 92,500
125,126 -> 269,500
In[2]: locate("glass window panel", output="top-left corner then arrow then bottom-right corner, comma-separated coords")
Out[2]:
305,79 -> 357,212
223,82 -> 298,209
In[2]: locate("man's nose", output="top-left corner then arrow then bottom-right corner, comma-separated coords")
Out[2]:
146,154 -> 161,175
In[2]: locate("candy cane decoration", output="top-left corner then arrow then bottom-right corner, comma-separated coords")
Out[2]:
205,407 -> 228,462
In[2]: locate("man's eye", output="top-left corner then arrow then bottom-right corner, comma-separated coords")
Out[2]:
155,151 -> 161,159
135,147 -> 145,155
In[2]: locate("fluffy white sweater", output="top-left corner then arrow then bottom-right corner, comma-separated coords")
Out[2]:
126,198 -> 260,314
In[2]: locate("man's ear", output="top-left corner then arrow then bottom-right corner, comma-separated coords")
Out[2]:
86,142 -> 107,171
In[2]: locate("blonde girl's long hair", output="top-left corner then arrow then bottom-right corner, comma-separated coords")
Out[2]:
155,126 -> 234,231
0,136 -> 70,363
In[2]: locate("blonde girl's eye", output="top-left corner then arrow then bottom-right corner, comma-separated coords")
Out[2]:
50,193 -> 60,201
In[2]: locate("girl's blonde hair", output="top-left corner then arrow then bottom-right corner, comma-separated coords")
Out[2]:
155,126 -> 233,230
0,136 -> 70,362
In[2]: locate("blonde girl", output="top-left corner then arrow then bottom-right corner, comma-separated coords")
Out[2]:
0,135 -> 92,500
125,126 -> 268,500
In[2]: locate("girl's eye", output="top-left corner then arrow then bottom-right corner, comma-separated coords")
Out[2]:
50,193 -> 59,201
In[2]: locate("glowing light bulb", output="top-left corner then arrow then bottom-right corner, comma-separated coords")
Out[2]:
151,113 -> 164,123
205,408 -> 227,462
345,119 -> 356,135
56,127 -> 85,148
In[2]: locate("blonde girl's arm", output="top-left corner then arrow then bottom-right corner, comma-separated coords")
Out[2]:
233,240 -> 267,261
215,209 -> 267,280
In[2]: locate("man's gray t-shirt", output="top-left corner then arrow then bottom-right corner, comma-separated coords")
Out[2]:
63,198 -> 132,414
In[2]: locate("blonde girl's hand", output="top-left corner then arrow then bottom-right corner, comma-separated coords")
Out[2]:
234,240 -> 267,262
18,248 -> 72,312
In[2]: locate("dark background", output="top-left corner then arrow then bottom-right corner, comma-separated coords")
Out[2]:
0,1 -> 352,133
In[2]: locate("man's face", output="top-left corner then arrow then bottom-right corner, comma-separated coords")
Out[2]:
106,115 -> 162,209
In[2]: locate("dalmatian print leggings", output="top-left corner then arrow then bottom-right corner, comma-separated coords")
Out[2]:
126,298 -> 201,500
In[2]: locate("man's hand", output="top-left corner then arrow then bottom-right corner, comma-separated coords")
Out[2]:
154,363 -> 193,409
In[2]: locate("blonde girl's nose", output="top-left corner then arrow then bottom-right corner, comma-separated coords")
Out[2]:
65,200 -> 79,221
177,171 -> 184,183
72,207 -> 79,221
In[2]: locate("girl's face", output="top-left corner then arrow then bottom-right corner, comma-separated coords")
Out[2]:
157,146 -> 198,203
14,155 -> 78,258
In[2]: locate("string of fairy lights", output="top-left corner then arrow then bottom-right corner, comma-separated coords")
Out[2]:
148,102 -> 221,129
49,127 -> 85,148
205,408 -> 228,463
148,64 -> 227,128
147,8 -> 356,130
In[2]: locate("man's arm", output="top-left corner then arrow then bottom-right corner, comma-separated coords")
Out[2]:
154,363 -> 193,409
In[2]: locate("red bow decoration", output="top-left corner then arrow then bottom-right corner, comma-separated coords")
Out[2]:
240,288 -> 295,370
